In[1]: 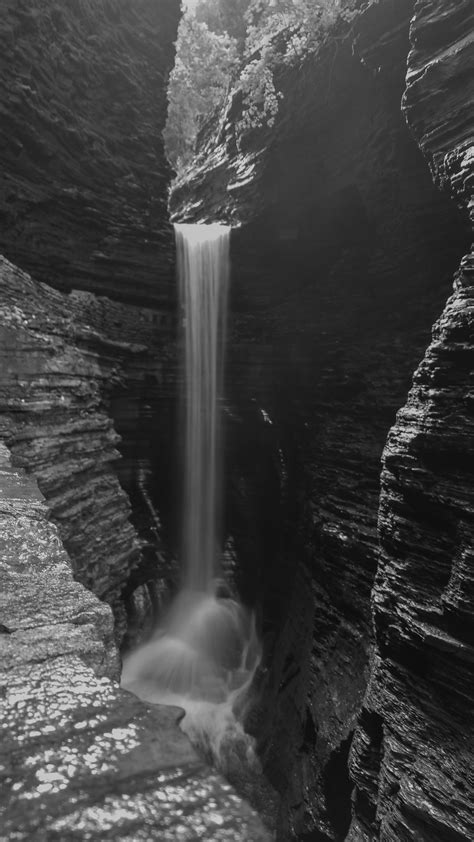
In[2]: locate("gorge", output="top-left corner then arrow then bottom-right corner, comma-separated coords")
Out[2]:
1,1 -> 473,841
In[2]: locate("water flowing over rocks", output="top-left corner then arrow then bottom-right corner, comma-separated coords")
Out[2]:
1,2 -> 271,837
0,440 -> 268,840
171,0 -> 473,838
0,388 -> 269,840
1,0 -> 473,838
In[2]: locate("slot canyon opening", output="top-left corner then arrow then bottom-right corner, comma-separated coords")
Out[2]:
106,20 -> 470,833
2,2 -> 472,841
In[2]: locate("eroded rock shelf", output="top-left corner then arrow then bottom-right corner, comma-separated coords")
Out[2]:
0,445 -> 269,841
1,0 -> 473,839
170,0 -> 473,838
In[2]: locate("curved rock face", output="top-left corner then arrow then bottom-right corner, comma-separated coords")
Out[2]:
0,255 -> 175,634
0,4 -> 273,838
0,445 -> 270,841
349,2 -> 474,839
0,0 -> 179,306
171,1 -> 472,838
0,0 -> 182,635
2,0 -> 473,837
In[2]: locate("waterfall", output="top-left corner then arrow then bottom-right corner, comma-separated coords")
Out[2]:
122,223 -> 261,781
176,223 -> 230,592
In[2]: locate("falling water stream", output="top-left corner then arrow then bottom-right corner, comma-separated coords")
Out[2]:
122,223 -> 261,778
178,222 -> 229,590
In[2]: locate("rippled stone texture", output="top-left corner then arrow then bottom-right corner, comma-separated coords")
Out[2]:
170,0 -> 470,836
0,442 -> 118,679
349,2 -> 474,839
0,0 -> 182,634
0,443 -> 270,840
0,0 -> 272,836
0,0 -> 179,305
0,255 -> 175,633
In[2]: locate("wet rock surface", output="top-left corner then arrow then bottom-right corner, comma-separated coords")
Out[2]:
171,1 -> 472,838
349,2 -> 474,839
0,1 -> 272,838
0,442 -> 119,680
0,0 -> 179,306
1,0 -> 473,838
0,442 -> 271,841
0,255 -> 176,634
0,0 -> 182,638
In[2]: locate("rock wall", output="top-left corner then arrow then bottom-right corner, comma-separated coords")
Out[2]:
0,0 -> 179,305
0,3 -> 273,836
0,2 -> 274,837
171,1 -> 471,838
0,255 -> 176,638
0,0 -> 182,637
0,441 -> 270,841
349,2 -> 474,839
2,0 -> 473,837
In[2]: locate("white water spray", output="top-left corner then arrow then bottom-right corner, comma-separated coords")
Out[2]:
122,223 -> 261,778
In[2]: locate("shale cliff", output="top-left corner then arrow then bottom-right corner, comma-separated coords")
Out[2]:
0,0 -> 177,304
0,256 -> 175,636
0,0 -> 181,636
171,0 -> 473,839
2,0 -> 473,839
1,2 -> 272,838
0,440 -> 269,840
349,2 -> 474,839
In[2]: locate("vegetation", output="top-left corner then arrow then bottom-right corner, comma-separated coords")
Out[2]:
164,0 -> 355,173
163,13 -> 238,170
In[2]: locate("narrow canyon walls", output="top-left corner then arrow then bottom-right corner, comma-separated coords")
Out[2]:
0,439 -> 268,840
171,0 -> 472,838
0,4 -> 275,837
0,0 -> 181,633
349,2 -> 474,839
1,0 -> 473,838
0,256 -> 175,636
0,0 -> 178,304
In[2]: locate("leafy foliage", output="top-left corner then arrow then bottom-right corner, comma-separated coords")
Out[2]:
245,0 -> 347,58
164,0 -> 356,173
195,0 -> 251,49
238,0 -> 353,134
164,13 -> 239,170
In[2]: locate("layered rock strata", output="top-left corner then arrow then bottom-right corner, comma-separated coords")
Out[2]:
171,0 -> 471,837
0,1 -> 275,837
0,0 -> 183,638
0,442 -> 270,841
0,255 -> 176,634
349,2 -> 474,839
0,0 -> 179,305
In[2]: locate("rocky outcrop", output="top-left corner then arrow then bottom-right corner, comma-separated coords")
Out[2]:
2,0 -> 473,836
349,2 -> 474,839
0,441 -> 119,679
171,1 -> 471,838
0,0 -> 184,641
0,0 -> 179,305
0,1 -> 274,836
0,1 -> 273,835
0,441 -> 270,841
0,255 -> 176,636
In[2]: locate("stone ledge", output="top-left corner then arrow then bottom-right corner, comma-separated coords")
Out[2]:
0,442 -> 270,840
